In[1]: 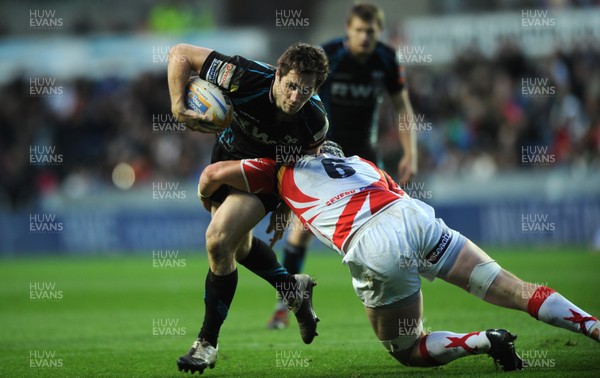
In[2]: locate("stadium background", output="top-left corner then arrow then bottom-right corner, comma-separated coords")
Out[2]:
1,0 -> 600,376
1,0 -> 600,253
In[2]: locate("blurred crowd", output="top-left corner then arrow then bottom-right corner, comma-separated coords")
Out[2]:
380,40 -> 600,176
1,42 -> 599,209
0,73 -> 216,209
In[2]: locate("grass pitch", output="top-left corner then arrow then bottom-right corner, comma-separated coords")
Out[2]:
1,247 -> 599,377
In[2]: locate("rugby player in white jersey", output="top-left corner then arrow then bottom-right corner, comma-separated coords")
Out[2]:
197,141 -> 599,371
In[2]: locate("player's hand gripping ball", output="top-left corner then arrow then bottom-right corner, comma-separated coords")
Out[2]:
185,77 -> 233,133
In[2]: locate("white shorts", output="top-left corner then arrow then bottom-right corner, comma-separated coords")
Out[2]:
342,198 -> 466,308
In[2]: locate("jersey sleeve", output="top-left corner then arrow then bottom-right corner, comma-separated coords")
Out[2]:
240,158 -> 278,194
199,51 -> 272,93
383,48 -> 405,95
302,96 -> 329,150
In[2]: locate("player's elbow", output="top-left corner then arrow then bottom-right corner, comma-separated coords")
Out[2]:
169,44 -> 213,71
168,44 -> 186,64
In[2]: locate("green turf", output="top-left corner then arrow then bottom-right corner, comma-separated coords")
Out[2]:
1,247 -> 599,377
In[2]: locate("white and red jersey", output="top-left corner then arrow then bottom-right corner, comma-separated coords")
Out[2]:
240,154 -> 407,254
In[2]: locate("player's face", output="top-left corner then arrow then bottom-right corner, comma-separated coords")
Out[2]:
274,69 -> 317,114
346,16 -> 381,57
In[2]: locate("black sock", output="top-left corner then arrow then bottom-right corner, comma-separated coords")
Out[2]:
198,269 -> 238,347
282,243 -> 307,276
237,237 -> 295,293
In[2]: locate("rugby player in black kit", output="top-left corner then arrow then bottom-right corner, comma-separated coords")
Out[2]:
268,3 -> 419,329
168,42 -> 328,374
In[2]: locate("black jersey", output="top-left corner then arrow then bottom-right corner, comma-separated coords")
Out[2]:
320,38 -> 404,160
199,51 -> 328,160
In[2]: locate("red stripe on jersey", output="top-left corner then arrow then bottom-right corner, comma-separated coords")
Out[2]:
361,157 -> 405,199
332,190 -> 369,250
330,159 -> 404,249
279,166 -> 319,217
369,190 -> 404,214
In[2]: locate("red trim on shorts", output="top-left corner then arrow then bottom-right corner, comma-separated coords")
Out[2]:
419,334 -> 443,366
527,286 -> 556,320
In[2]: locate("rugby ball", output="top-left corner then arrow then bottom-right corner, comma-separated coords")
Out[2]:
186,77 -> 233,132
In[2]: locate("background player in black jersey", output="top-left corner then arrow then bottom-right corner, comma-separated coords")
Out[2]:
168,42 -> 328,374
268,3 -> 419,329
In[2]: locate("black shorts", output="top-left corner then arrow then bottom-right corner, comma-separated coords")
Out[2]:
209,143 -> 281,213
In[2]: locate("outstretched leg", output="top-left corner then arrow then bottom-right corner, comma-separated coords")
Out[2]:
443,239 -> 599,342
365,290 -> 522,370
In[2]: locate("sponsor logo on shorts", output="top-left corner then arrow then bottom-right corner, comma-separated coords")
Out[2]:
425,230 -> 452,264
206,59 -> 222,83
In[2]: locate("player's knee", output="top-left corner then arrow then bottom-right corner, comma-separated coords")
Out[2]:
205,228 -> 234,262
381,334 -> 420,366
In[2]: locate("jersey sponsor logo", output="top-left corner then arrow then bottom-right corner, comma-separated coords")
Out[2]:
325,189 -> 357,206
206,59 -> 222,83
250,126 -> 274,144
248,128 -> 297,145
425,230 -> 452,264
283,135 -> 298,144
331,82 -> 375,99
217,63 -> 236,90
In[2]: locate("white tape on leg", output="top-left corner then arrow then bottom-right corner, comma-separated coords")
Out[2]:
468,260 -> 501,299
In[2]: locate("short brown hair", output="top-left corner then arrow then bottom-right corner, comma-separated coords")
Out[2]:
277,42 -> 329,90
347,3 -> 385,30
